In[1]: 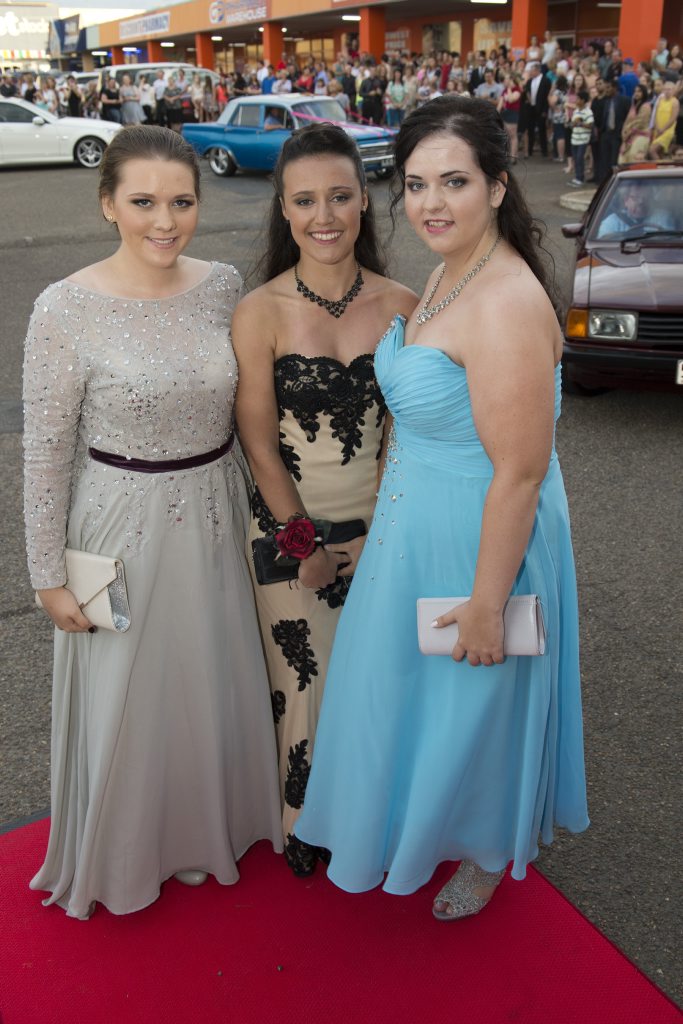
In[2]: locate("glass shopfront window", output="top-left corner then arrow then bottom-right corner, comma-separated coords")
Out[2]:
212,43 -> 262,74
422,23 -> 461,54
295,37 -> 334,63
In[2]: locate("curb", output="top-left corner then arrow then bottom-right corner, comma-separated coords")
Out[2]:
559,189 -> 597,213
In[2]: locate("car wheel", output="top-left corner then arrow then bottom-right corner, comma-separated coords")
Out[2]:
74,136 -> 106,169
208,148 -> 237,177
374,168 -> 393,180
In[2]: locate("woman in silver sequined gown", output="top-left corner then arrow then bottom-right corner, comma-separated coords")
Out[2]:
23,127 -> 282,919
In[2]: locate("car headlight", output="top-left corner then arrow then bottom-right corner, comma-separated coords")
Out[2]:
588,310 -> 638,341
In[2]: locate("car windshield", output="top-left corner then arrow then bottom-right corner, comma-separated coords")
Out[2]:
591,177 -> 683,240
293,100 -> 347,126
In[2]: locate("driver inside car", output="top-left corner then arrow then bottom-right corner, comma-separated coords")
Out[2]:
264,108 -> 285,131
597,180 -> 677,237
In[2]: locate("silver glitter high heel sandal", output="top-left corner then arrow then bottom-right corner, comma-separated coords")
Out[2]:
432,859 -> 506,921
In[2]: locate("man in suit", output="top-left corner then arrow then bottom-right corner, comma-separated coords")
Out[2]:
598,80 -> 630,181
468,52 -> 488,94
524,63 -> 551,157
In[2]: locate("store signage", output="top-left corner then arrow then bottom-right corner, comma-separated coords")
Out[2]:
0,5 -> 53,55
120,11 -> 171,41
385,29 -> 410,52
0,11 -> 50,39
62,15 -> 80,51
209,0 -> 269,27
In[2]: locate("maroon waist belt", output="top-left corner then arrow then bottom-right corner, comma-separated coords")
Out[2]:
89,434 -> 234,474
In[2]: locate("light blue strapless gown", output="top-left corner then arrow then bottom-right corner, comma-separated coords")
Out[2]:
295,316 -> 589,893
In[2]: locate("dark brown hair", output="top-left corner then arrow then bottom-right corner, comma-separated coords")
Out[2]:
389,95 -> 556,302
253,122 -> 386,283
98,125 -> 201,208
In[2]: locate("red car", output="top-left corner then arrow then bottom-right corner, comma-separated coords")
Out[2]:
562,163 -> 683,394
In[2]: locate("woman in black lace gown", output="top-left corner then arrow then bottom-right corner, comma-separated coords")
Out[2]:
233,124 -> 416,876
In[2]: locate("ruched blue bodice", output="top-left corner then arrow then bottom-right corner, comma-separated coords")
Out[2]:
375,315 -> 561,475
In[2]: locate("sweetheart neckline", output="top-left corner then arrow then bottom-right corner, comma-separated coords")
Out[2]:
274,352 -> 375,371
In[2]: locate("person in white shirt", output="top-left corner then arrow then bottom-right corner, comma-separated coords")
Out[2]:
138,74 -> 155,123
272,70 -> 292,95
542,31 -> 558,67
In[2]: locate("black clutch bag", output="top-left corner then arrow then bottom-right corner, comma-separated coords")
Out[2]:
251,519 -> 367,586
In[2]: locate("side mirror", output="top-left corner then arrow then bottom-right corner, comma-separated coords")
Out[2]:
32,115 -> 46,126
561,223 -> 584,239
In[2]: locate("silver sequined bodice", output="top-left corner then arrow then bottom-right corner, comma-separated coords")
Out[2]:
23,262 -> 242,589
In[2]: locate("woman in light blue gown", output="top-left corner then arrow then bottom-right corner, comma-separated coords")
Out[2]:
296,95 -> 589,919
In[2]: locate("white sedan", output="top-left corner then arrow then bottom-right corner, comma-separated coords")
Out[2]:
0,97 -> 121,169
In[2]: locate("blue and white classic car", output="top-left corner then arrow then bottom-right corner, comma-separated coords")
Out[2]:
182,94 -> 395,179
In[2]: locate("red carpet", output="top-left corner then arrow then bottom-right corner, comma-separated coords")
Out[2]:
0,818 -> 679,1024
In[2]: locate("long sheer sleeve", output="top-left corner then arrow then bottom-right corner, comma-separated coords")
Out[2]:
23,288 -> 86,589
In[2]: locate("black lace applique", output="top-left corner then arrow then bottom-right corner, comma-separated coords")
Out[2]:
284,738 -> 311,809
284,833 -> 318,876
274,354 -> 385,466
316,576 -> 351,610
251,486 -> 277,535
271,618 -> 318,691
271,690 -> 286,726
279,431 -> 301,481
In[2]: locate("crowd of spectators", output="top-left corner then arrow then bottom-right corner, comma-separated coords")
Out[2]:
2,31 -> 681,185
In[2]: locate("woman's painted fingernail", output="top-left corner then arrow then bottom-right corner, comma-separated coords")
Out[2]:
431,619 -> 439,628
88,627 -> 96,633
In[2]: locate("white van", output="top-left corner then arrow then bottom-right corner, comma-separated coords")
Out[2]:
97,62 -> 220,123
97,63 -> 219,90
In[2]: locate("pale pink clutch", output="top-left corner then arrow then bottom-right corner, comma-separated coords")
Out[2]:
417,596 -> 546,657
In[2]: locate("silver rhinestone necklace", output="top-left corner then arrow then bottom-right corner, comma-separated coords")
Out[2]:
415,235 -> 501,326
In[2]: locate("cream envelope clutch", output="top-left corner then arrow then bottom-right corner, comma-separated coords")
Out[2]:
35,550 -> 131,632
417,595 -> 546,657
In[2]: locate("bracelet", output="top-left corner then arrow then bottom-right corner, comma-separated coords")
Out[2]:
274,516 -> 322,561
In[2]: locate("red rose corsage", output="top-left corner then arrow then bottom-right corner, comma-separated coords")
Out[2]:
274,515 -> 322,561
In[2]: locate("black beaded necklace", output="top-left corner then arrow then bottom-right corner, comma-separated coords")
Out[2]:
294,263 -> 364,319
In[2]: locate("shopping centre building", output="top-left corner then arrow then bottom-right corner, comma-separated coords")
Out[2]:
83,0 -> 682,72
2,0 -> 681,75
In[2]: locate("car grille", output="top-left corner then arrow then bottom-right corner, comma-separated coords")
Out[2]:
358,141 -> 394,164
638,313 -> 683,346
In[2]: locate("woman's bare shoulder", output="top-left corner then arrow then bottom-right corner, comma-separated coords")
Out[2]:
362,270 -> 420,317
232,277 -> 284,353
472,256 -> 561,358
237,270 -> 292,309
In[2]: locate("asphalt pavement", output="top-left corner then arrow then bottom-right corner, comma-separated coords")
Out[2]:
0,154 -> 681,1005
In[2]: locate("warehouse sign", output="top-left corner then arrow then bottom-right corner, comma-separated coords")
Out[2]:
120,11 -> 171,40
209,0 -> 269,26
